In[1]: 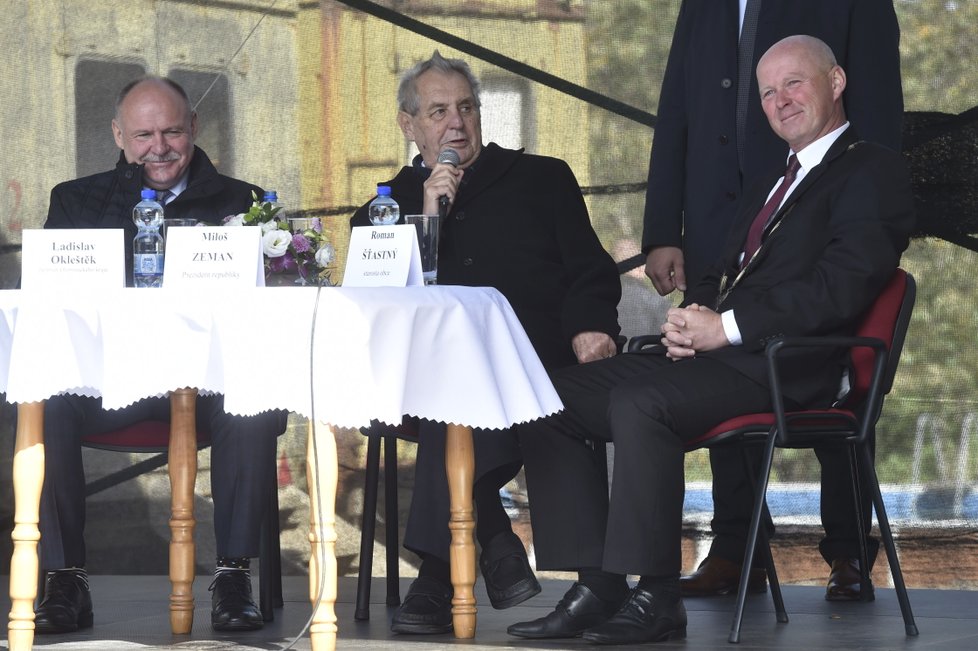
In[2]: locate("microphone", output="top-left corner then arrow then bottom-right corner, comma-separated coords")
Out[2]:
436,148 -> 460,218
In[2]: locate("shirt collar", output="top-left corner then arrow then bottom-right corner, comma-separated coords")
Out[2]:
792,121 -> 850,173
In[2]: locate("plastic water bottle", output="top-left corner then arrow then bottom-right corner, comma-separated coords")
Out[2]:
263,190 -> 284,217
132,189 -> 165,287
368,185 -> 399,225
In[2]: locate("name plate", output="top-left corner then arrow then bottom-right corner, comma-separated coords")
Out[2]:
21,228 -> 125,289
163,225 -> 264,287
343,225 -> 423,287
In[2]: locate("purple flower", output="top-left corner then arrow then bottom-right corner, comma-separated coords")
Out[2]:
291,233 -> 312,254
267,253 -> 297,274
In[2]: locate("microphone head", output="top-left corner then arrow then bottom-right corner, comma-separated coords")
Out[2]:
437,149 -> 461,167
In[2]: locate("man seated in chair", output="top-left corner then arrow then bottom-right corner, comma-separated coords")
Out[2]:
36,75 -> 286,634
350,51 -> 622,634
507,35 -> 915,644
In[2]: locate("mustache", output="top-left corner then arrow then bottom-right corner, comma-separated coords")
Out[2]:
140,153 -> 180,163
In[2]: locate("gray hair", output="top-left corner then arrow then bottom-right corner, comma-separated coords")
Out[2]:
115,76 -> 193,120
397,50 -> 482,115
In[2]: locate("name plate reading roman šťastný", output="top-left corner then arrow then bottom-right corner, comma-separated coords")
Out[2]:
21,228 -> 125,289
343,224 -> 423,287
163,225 -> 264,287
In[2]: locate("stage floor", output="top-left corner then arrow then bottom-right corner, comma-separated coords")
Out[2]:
2,575 -> 976,650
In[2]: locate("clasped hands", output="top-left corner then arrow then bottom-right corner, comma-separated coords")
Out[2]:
661,303 -> 729,360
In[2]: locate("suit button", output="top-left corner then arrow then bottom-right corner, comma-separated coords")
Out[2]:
721,78 -> 732,89
719,135 -> 729,145
456,211 -> 466,221
725,191 -> 737,200
463,257 -> 473,266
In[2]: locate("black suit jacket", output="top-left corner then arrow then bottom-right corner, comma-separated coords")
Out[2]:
642,0 -> 903,289
684,128 -> 915,407
45,146 -> 261,286
351,143 -> 621,371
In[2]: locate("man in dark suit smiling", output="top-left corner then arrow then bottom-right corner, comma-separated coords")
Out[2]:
508,35 -> 915,644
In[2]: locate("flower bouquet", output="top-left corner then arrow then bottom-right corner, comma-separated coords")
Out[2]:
224,192 -> 336,286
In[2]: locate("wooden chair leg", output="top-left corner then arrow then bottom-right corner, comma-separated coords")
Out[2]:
383,434 -> 401,606
355,433 -> 382,621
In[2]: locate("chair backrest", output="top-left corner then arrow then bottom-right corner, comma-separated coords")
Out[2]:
847,269 -> 916,406
82,420 -> 212,452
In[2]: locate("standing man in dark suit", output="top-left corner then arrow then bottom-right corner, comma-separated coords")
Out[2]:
38,76 -> 285,634
508,36 -> 914,644
641,0 -> 904,599
350,51 -> 621,634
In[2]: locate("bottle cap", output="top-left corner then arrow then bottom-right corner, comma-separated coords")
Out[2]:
141,189 -> 158,201
263,190 -> 278,203
376,185 -> 392,196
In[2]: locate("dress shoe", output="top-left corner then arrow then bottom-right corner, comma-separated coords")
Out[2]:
507,582 -> 618,639
35,569 -> 94,634
583,587 -> 687,645
480,531 -> 541,609
390,576 -> 453,634
826,558 -> 875,602
680,556 -> 766,597
210,570 -> 263,631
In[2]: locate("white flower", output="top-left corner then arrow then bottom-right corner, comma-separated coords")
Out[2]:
260,219 -> 282,234
262,229 -> 292,258
315,242 -> 336,267
223,213 -> 245,227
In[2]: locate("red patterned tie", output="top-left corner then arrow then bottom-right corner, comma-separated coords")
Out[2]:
741,154 -> 800,268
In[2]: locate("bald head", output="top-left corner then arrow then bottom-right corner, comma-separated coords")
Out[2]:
756,35 -> 847,153
112,77 -> 198,190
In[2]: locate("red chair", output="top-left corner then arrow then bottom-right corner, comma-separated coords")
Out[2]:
629,268 -> 918,643
79,391 -> 283,629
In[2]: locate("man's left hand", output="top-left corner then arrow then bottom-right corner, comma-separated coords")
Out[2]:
660,304 -> 728,359
572,331 -> 617,364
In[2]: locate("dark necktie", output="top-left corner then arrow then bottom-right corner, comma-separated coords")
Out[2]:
736,0 -> 762,172
741,154 -> 800,268
158,189 -> 174,205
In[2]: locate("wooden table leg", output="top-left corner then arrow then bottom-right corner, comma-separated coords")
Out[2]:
446,423 -> 477,638
307,419 -> 338,651
7,402 -> 44,651
168,388 -> 198,634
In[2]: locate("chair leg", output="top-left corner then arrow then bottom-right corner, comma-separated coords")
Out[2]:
741,444 -> 787,624
383,434 -> 401,607
730,431 -> 779,644
846,443 -> 874,602
755,504 -> 787,623
260,453 -> 284,622
355,433 -> 382,621
859,444 -> 918,636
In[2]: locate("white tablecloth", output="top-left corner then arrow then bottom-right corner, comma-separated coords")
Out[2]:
0,286 -> 562,429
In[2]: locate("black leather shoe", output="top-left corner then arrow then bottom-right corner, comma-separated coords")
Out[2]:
391,576 -> 453,634
583,587 -> 687,645
507,582 -> 618,639
35,569 -> 94,634
680,556 -> 767,597
210,570 -> 263,631
480,531 -> 541,609
826,558 -> 875,602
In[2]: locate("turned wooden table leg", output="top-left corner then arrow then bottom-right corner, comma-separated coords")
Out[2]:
307,419 -> 338,651
168,388 -> 198,634
446,423 -> 477,638
7,401 -> 45,651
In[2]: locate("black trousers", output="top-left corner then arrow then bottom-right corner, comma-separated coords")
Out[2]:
708,439 -> 879,569
402,420 -> 521,562
39,394 -> 285,570
519,352 -> 779,577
